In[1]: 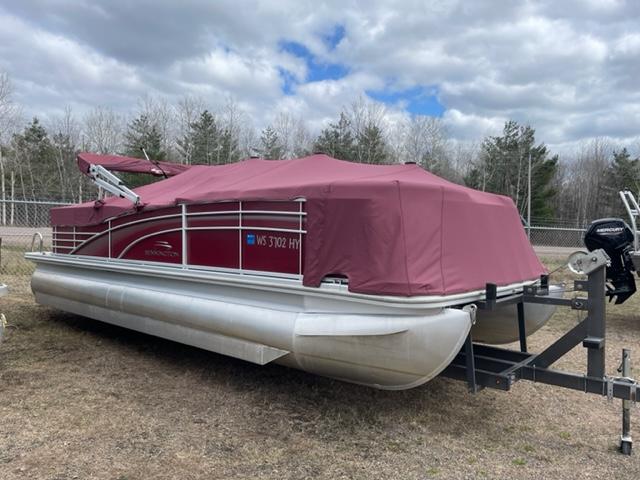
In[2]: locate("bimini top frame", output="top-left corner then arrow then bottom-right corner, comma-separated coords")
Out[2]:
442,248 -> 638,455
88,164 -> 140,206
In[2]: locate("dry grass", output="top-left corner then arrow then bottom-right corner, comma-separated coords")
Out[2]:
1,258 -> 639,479
1,245 -> 38,293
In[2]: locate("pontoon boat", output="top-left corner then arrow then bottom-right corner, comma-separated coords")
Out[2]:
26,153 -> 561,389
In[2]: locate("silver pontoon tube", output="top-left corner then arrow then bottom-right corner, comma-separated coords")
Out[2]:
30,258 -> 472,390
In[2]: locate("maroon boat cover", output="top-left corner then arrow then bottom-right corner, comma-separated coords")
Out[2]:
77,152 -> 191,177
52,154 -> 545,296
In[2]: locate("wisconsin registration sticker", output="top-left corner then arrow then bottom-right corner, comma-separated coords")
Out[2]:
246,233 -> 256,245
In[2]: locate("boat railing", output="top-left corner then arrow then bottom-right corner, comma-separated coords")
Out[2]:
620,190 -> 640,251
51,199 -> 307,277
30,232 -> 44,252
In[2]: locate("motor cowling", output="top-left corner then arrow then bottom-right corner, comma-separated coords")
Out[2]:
584,218 -> 636,304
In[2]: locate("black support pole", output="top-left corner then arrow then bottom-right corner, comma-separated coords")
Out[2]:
620,348 -> 633,455
586,263 -> 606,378
463,333 -> 477,393
517,301 -> 527,353
533,320 -> 588,369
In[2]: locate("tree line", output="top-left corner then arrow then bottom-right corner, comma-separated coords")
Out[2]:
0,71 -> 638,226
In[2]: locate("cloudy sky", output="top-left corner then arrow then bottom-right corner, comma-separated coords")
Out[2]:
0,0 -> 639,152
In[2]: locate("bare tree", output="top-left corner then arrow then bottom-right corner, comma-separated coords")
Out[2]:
632,139 -> 640,161
400,115 -> 448,167
83,106 -> 124,154
556,138 -> 612,225
291,117 -> 313,158
49,106 -> 83,200
175,95 -> 206,164
220,97 -> 253,161
0,71 -> 21,142
448,140 -> 479,183
347,96 -> 390,164
272,112 -> 312,158
0,71 -> 19,223
390,114 -> 467,180
347,96 -> 387,138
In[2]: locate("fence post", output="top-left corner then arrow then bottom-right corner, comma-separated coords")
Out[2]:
10,171 -> 14,226
0,147 -> 5,226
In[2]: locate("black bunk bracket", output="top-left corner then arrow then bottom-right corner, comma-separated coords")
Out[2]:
442,253 -> 638,455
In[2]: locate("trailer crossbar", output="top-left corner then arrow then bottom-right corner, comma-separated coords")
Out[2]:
444,344 -> 638,401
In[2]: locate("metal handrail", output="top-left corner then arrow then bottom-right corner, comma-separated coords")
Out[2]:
619,190 -> 640,251
30,232 -> 44,252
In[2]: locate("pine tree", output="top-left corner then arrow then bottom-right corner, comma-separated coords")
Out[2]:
607,148 -> 640,194
219,127 -> 240,164
13,118 -> 54,162
465,120 -> 558,220
11,118 -> 58,196
123,114 -> 166,160
313,113 -> 356,161
604,148 -> 640,217
259,126 -> 284,160
356,123 -> 388,164
178,110 -> 223,164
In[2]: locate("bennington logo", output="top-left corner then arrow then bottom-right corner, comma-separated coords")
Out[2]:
596,227 -> 624,234
145,240 -> 179,258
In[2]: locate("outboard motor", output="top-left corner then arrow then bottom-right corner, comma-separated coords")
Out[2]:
584,218 -> 637,304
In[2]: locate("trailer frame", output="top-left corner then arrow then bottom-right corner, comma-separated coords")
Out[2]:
441,249 -> 638,455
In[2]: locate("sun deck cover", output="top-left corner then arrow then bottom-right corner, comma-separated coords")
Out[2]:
52,153 -> 545,297
77,152 -> 191,177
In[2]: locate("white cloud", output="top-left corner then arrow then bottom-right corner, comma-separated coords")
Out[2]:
0,10 -> 143,116
442,109 -> 505,142
171,49 -> 282,99
0,0 -> 638,152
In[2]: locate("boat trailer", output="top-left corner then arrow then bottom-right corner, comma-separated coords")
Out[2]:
442,248 -> 638,455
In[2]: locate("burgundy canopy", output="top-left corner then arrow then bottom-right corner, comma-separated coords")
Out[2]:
52,154 -> 544,297
77,152 -> 191,177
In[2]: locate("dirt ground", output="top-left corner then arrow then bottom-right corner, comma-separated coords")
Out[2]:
1,259 -> 639,479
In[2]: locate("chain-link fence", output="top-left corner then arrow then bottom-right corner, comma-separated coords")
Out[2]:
0,198 -> 595,294
528,226 -> 586,248
0,200 -> 70,294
